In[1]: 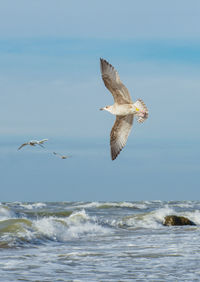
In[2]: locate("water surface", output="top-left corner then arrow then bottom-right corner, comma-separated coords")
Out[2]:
1,201 -> 200,281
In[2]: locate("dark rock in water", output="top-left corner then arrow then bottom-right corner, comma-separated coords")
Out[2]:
164,215 -> 196,226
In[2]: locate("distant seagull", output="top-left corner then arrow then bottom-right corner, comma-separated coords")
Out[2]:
100,58 -> 148,160
53,152 -> 71,159
18,139 -> 48,150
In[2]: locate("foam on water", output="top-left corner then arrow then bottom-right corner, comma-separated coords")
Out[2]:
169,201 -> 194,208
33,209 -> 110,241
33,217 -> 69,241
0,206 -> 15,221
119,206 -> 176,229
1,201 -> 200,250
0,209 -> 109,246
76,201 -> 147,209
118,205 -> 200,229
1,201 -> 200,281
67,209 -> 90,223
19,202 -> 47,209
3,204 -> 199,247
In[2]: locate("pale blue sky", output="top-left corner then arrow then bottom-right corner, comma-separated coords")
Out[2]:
1,1 -> 200,201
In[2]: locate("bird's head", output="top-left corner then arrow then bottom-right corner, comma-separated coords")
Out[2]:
99,105 -> 113,113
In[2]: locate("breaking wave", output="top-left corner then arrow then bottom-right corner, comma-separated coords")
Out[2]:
76,201 -> 147,210
1,201 -> 200,248
0,208 -> 110,248
118,206 -> 176,229
0,206 -> 15,221
117,206 -> 200,229
19,202 -> 47,210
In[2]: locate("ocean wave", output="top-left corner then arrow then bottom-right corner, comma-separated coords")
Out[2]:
33,209 -> 110,241
168,201 -> 195,208
0,218 -> 32,234
179,210 -> 200,225
0,218 -> 35,248
18,202 -> 47,210
118,206 -> 176,229
117,206 -> 200,229
0,209 -> 110,248
24,210 -> 73,218
0,206 -> 15,221
1,202 -> 200,249
76,201 -> 147,210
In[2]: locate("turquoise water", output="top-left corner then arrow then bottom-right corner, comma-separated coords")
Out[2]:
1,201 -> 200,281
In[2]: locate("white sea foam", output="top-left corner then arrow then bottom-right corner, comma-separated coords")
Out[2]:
1,260 -> 22,270
152,206 -> 176,223
32,209 -> 109,241
0,206 -> 15,221
107,202 -> 147,209
1,201 -> 200,281
120,206 -> 176,229
154,206 -> 200,226
33,217 -> 67,241
76,201 -> 147,209
19,203 -> 47,209
119,205 -> 200,229
67,209 -> 90,223
170,201 -> 194,208
76,202 -> 101,208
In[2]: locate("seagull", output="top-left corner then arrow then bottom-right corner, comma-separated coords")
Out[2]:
18,139 -> 48,150
100,58 -> 148,160
53,152 -> 71,159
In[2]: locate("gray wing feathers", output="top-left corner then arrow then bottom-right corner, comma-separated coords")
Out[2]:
18,143 -> 28,150
110,114 -> 134,160
100,58 -> 133,105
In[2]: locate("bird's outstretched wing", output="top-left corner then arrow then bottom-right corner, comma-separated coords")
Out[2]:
38,139 -> 48,144
100,58 -> 133,105
53,152 -> 70,159
37,139 -> 48,148
110,114 -> 134,160
38,143 -> 45,148
18,143 -> 28,150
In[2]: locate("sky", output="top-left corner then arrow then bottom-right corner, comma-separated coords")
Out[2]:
1,0 -> 200,201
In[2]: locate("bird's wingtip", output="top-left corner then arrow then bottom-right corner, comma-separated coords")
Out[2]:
100,58 -> 107,64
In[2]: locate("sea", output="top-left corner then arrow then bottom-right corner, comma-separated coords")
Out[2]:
1,201 -> 200,281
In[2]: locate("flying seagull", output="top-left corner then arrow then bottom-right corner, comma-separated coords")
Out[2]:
100,58 -> 148,160
18,139 -> 48,150
53,152 -> 71,159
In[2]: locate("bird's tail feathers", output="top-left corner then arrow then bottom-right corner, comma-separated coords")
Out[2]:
134,99 -> 149,123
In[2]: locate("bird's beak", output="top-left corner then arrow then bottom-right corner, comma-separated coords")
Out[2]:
99,108 -> 104,111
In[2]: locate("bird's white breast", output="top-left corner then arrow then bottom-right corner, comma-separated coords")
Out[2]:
111,104 -> 135,116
